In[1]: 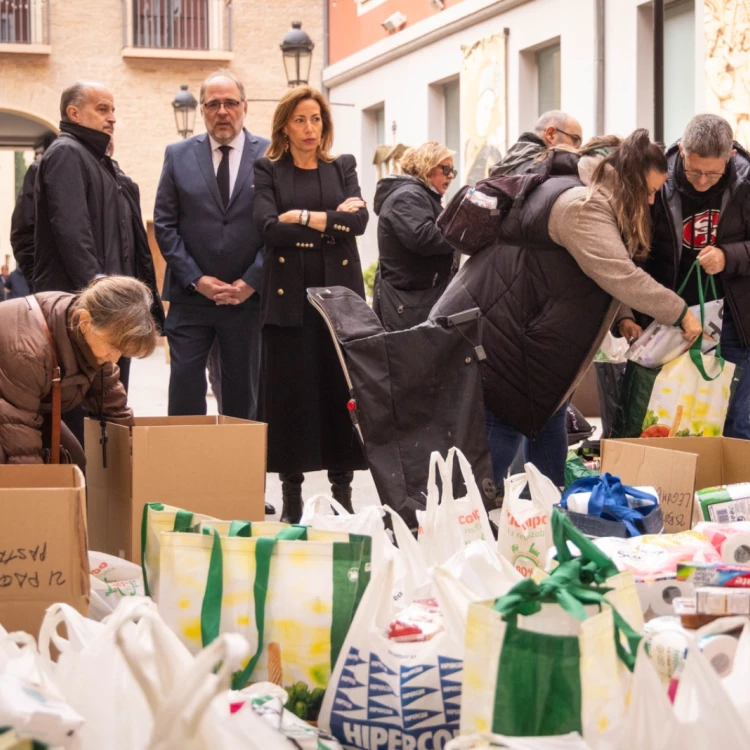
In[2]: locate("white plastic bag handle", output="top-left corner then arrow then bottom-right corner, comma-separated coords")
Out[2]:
38,601 -> 106,659
444,447 -> 495,539
149,633 -> 251,745
525,462 -> 560,515
300,493 -> 352,523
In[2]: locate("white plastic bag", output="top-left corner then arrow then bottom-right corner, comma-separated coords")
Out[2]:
118,627 -> 293,750
318,558 -> 471,749
418,447 -> 495,567
0,630 -> 84,747
626,299 -> 722,368
39,597 -> 164,750
439,539 -> 522,600
497,463 -> 557,577
88,550 -> 145,621
300,494 -> 392,570
446,732 -> 591,749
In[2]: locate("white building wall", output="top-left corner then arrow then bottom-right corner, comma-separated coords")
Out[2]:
325,0 -> 704,269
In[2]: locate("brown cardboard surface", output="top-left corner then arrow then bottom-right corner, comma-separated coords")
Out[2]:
0,465 -> 89,638
601,440 -> 698,533
85,417 -> 267,562
603,437 -> 750,532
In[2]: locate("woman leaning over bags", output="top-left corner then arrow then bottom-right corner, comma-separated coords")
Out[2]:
432,129 -> 703,489
0,275 -> 157,468
253,86 -> 369,523
372,141 -> 458,330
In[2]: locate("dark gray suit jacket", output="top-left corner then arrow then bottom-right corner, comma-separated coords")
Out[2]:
154,128 -> 269,306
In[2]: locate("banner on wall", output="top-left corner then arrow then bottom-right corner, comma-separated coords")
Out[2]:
706,0 -> 750,147
461,32 -> 507,186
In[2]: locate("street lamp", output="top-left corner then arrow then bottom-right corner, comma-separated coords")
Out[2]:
172,84 -> 198,139
280,21 -> 315,87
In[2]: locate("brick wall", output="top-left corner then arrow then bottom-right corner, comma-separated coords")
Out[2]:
0,0 -> 324,222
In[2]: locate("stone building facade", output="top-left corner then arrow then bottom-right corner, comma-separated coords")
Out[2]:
0,0 -> 324,242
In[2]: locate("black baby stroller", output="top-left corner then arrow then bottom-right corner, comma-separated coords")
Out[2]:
307,286 -> 496,530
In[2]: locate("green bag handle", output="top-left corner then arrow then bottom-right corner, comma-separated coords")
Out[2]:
198,524 -> 308,689
228,520 -> 251,537
173,509 -> 194,532
140,502 -> 165,598
677,260 -> 725,382
493,564 -> 641,672
552,510 -> 619,583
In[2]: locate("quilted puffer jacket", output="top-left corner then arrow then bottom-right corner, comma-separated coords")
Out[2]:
432,157 -> 685,436
0,293 -> 132,463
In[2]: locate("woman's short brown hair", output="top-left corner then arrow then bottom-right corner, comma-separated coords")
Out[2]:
70,276 -> 157,359
266,86 -> 335,162
400,142 -> 455,183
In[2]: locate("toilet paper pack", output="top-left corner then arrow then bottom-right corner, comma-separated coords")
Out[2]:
694,521 -> 750,564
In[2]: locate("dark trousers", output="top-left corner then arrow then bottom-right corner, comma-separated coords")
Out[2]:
485,402 -> 569,490
166,301 -> 261,419
280,471 -> 354,487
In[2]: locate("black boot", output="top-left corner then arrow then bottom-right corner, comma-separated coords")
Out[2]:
330,481 -> 354,514
280,473 -> 303,524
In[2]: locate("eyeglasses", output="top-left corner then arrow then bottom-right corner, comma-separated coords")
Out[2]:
438,165 -> 458,178
202,99 -> 243,112
556,128 -> 582,147
682,157 -> 726,182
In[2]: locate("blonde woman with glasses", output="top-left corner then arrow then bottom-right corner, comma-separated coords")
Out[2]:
372,142 -> 458,331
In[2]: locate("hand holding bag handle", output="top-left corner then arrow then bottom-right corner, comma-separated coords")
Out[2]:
27,295 -> 61,464
677,260 -> 726,382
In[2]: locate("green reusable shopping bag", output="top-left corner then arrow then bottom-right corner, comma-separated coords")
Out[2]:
461,511 -> 641,741
564,452 -> 599,490
612,262 -> 739,438
158,522 -> 371,692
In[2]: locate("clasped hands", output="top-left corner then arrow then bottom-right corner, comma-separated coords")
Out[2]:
196,276 -> 255,305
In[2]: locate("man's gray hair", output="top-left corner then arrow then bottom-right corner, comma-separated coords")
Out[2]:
534,110 -> 573,135
200,69 -> 246,103
682,114 -> 734,160
60,82 -> 102,121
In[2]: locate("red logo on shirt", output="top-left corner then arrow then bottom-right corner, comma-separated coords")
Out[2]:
683,209 -> 720,249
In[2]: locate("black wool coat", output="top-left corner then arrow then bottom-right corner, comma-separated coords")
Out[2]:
253,152 -> 367,327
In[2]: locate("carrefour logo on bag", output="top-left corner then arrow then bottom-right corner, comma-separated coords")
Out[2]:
458,509 -> 480,525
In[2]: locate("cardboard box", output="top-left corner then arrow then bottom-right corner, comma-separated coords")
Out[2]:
601,437 -> 750,533
0,465 -> 89,638
85,416 -> 267,562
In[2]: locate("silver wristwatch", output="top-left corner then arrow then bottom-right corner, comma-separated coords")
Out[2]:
299,209 -> 310,226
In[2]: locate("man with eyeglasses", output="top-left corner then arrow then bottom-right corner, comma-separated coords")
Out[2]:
154,69 -> 270,432
490,110 -> 583,178
639,113 -> 750,439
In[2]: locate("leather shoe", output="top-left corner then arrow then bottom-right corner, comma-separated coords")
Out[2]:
265,502 -> 276,515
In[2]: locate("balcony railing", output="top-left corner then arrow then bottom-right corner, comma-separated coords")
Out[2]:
0,0 -> 49,45
124,0 -> 231,52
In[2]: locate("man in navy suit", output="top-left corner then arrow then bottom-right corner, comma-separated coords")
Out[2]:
154,70 -> 269,420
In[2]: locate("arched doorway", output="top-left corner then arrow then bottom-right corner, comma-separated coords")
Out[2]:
0,109 -> 57,272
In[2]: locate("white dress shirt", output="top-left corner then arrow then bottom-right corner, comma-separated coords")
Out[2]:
209,131 -> 245,199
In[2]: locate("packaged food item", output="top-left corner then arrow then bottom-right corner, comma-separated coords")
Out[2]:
696,483 -> 750,523
696,586 -> 750,615
387,598 -> 444,642
694,521 -> 750,564
465,188 -> 498,210
594,531 -> 720,578
676,561 -> 750,588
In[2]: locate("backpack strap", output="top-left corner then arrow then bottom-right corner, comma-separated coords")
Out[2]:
27,296 -> 62,464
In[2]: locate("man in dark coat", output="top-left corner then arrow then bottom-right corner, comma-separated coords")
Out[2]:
10,132 -> 56,287
638,114 -> 750,438
490,110 -> 582,178
33,81 -> 164,395
154,69 -> 269,424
